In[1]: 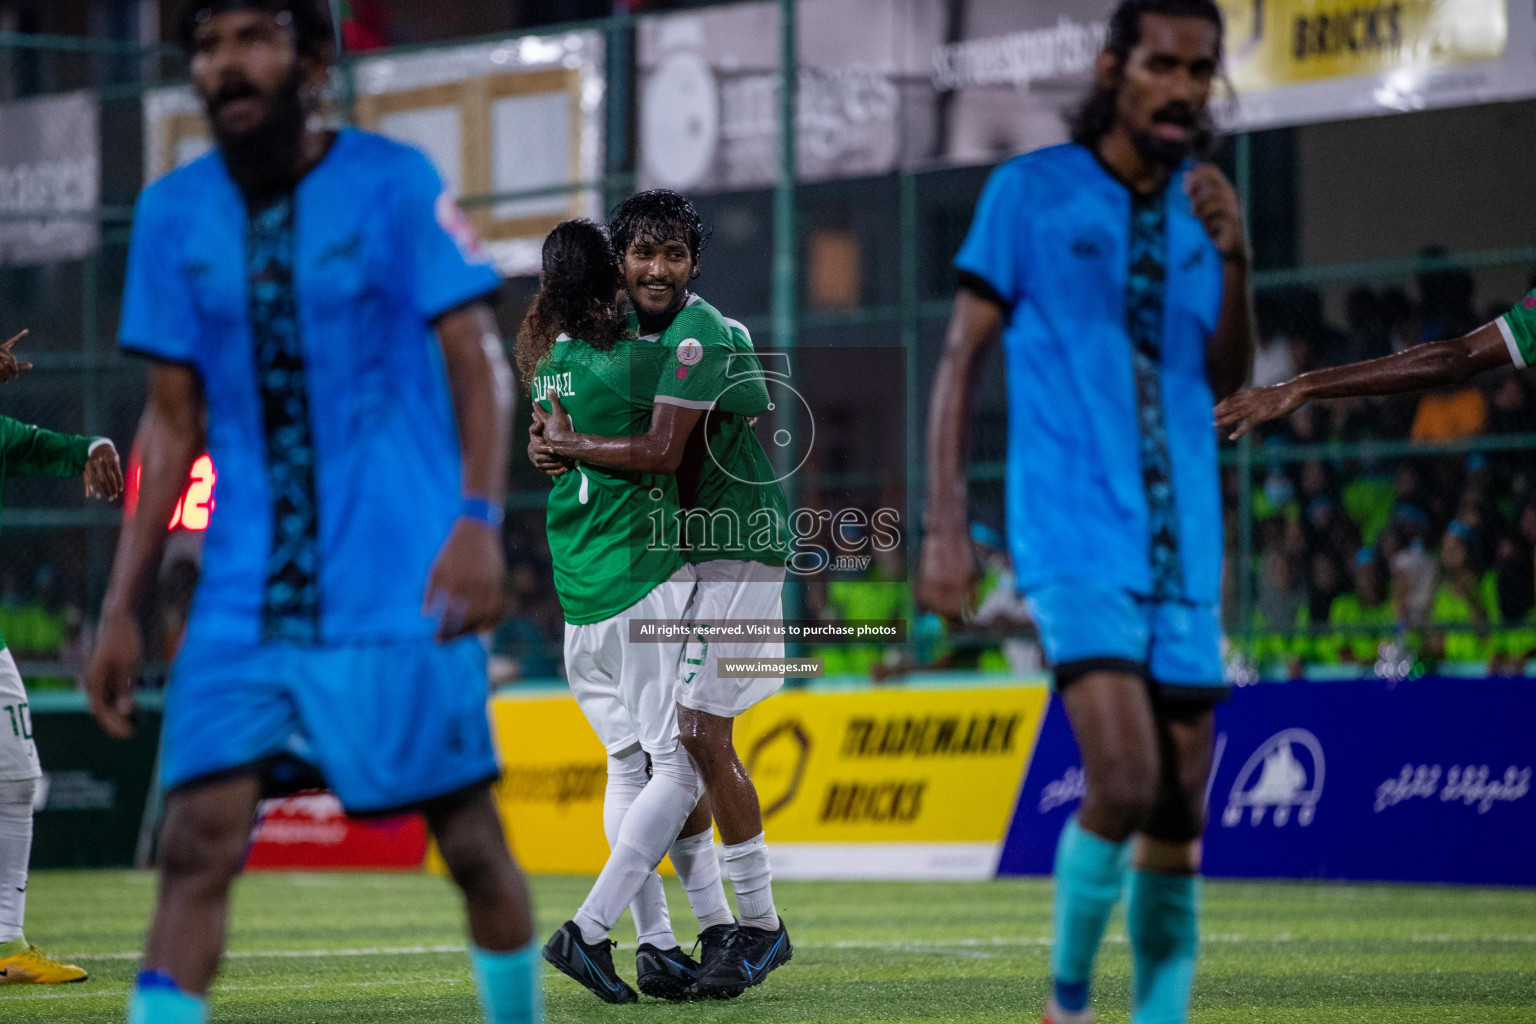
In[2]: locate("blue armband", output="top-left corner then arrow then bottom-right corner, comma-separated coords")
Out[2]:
460,496 -> 504,527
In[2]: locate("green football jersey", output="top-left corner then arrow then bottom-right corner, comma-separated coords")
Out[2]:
0,415 -> 100,651
533,336 -> 687,625
641,295 -> 790,567
1498,290 -> 1536,368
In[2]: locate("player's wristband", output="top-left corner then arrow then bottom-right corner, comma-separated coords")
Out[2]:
460,496 -> 504,527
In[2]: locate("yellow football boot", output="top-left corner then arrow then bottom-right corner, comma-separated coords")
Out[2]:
0,944 -> 89,984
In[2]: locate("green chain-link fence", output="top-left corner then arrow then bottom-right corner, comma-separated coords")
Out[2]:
3,4 -> 1534,687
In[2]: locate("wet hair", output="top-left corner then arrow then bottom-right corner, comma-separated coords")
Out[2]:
177,0 -> 335,60
608,189 -> 710,267
515,219 -> 625,388
1069,0 -> 1225,152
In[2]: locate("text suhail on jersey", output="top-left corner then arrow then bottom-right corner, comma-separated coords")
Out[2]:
534,372 -> 574,400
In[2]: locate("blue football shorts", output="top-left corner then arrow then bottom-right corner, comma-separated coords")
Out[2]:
1025,580 -> 1228,702
160,634 -> 499,815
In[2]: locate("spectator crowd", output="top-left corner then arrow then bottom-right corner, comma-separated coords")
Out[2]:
1227,261 -> 1536,676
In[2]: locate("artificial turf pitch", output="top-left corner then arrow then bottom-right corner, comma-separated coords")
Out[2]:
2,871 -> 1532,1022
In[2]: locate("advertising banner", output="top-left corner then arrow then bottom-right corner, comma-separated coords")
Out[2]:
945,0 -> 1536,138
465,675 -> 1534,884
637,0 -> 945,191
245,794 -> 429,871
28,703 -> 160,869
482,682 -> 1049,879
1224,0 -> 1506,90
0,90 -> 100,267
639,0 -> 1536,188
732,684 -> 1048,879
1220,0 -> 1530,129
999,676 -> 1536,885
481,689 -> 612,875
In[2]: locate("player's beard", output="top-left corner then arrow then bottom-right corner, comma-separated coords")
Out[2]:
629,276 -> 689,330
208,66 -> 309,201
1128,99 -> 1214,168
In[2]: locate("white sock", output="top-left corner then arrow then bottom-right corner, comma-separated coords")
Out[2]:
668,829 -> 734,931
0,778 -> 37,944
575,746 -> 702,946
604,749 -> 677,950
723,832 -> 778,931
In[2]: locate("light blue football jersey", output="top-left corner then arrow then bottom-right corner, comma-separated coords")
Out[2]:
119,128 -> 502,645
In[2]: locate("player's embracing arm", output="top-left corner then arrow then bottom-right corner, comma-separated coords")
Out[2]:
533,307 -> 741,473
395,147 -> 513,642
537,392 -> 701,474
1215,316 -> 1517,439
916,164 -> 1019,620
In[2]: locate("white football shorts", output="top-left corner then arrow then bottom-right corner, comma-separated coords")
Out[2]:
564,563 -> 697,757
0,648 -> 41,782
678,559 -> 787,719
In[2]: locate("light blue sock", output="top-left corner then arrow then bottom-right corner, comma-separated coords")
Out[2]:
1050,816 -> 1130,1012
469,940 -> 543,1024
1127,869 -> 1200,1024
126,970 -> 207,1024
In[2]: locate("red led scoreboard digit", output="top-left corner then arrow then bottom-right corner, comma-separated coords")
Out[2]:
127,454 -> 217,532
171,455 -> 216,530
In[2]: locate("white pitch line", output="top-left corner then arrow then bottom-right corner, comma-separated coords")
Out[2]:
44,931 -> 1536,966
7,977 -> 472,1002
74,944 -> 468,962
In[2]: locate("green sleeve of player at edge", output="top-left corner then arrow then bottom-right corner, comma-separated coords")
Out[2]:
0,417 -> 98,653
1496,289 -> 1536,369
0,415 -> 97,479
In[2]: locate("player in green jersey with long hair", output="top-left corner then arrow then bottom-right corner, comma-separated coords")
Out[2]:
531,191 -> 793,998
517,219 -> 739,1004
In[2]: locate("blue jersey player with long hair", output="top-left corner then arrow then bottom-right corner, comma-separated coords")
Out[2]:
919,3 -> 1253,1022
85,4 -> 540,1023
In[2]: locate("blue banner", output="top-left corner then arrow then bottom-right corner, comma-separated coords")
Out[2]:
998,676 -> 1536,885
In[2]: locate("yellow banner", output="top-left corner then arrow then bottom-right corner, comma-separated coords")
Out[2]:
1219,0 -> 1506,91
733,685 -> 1049,844
453,683 -> 1051,876
482,691 -> 613,875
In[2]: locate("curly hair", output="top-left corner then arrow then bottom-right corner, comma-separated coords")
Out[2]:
1069,0 -> 1225,154
609,189 -> 711,266
176,0 -> 335,59
515,219 -> 625,390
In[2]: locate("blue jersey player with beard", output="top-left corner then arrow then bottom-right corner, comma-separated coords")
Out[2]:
919,3 -> 1253,1023
85,4 -> 540,1023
